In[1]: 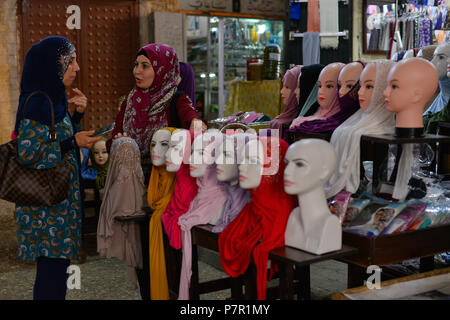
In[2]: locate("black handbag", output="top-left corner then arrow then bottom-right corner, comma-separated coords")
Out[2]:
0,90 -> 72,206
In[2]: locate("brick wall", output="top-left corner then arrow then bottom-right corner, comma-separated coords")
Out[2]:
0,0 -> 19,144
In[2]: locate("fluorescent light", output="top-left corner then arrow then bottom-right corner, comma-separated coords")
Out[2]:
257,24 -> 266,34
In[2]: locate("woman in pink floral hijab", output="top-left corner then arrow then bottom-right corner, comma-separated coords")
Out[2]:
109,44 -> 203,179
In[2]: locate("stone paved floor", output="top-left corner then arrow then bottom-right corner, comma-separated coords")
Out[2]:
0,199 -> 348,300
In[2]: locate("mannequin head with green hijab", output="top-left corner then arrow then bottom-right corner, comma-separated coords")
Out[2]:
90,136 -> 110,189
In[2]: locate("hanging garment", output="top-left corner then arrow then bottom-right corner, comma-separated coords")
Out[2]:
307,0 -> 320,32
319,0 -> 339,49
97,137 -> 145,289
302,33 -> 321,65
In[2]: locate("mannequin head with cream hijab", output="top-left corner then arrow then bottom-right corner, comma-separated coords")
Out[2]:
284,139 -> 341,255
325,60 -> 396,199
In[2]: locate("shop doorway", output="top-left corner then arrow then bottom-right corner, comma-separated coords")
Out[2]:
19,0 -> 139,130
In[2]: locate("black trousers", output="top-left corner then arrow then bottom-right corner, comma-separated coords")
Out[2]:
33,256 -> 70,300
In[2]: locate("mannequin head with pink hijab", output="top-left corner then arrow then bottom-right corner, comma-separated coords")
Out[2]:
289,62 -> 344,128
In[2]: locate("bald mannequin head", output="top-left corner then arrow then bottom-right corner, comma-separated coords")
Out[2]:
317,62 -> 345,107
338,62 -> 364,98
384,58 -> 438,128
284,139 -> 337,195
431,42 -> 450,80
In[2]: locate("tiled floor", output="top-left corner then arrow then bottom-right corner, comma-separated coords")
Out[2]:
0,253 -> 349,300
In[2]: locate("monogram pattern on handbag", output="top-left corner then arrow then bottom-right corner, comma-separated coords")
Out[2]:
0,90 -> 71,206
0,139 -> 71,206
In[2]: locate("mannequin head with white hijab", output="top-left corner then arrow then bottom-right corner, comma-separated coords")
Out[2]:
324,59 -> 396,199
284,138 -> 341,255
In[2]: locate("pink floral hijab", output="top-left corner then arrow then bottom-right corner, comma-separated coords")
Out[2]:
123,43 -> 180,158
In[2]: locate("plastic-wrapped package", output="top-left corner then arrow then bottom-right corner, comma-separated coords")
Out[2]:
345,202 -> 407,237
427,201 -> 450,227
380,203 -> 427,235
329,190 -> 353,224
407,211 -> 432,231
345,199 -> 371,223
343,201 -> 385,229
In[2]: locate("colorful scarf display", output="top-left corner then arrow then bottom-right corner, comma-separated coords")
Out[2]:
147,127 -> 177,300
289,63 -> 364,134
218,137 -> 296,300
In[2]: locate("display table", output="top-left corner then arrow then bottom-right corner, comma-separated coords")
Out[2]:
331,266 -> 450,300
341,224 -> 450,288
269,245 -> 358,300
225,79 -> 282,120
360,133 -> 450,193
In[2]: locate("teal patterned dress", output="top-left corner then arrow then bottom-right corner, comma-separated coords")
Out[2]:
15,114 -> 82,262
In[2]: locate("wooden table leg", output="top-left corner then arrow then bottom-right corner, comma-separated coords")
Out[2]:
295,265 -> 311,300
347,263 -> 367,288
190,243 -> 200,300
278,261 -> 294,300
230,276 -> 244,300
243,263 -> 257,300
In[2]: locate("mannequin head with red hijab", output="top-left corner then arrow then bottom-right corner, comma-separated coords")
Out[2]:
219,136 -> 295,300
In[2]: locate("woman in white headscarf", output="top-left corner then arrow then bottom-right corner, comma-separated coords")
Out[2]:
325,60 -> 396,199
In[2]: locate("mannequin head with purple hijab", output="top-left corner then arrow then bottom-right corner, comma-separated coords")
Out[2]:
178,62 -> 196,107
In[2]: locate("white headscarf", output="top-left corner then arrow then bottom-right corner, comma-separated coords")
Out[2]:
325,59 -> 396,199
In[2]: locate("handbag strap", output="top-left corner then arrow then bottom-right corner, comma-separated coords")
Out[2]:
20,90 -> 57,141
15,91 -> 59,166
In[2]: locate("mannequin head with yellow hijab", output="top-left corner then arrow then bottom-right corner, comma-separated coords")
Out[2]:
147,127 -> 177,300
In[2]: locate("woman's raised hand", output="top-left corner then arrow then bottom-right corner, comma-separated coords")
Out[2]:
75,130 -> 101,149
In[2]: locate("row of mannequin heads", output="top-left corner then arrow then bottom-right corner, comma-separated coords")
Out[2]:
151,128 -> 336,201
284,42 -> 450,129
151,128 -> 339,254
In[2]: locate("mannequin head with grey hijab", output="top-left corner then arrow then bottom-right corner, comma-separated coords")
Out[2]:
284,139 -> 341,255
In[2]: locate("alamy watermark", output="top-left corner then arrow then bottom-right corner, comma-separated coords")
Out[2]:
67,265 -> 81,290
66,5 -> 81,30
365,265 -> 382,290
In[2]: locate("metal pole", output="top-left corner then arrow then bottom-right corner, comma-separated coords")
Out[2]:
218,18 -> 225,118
